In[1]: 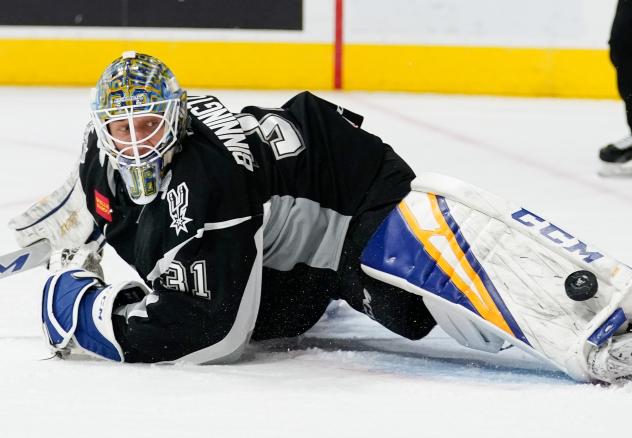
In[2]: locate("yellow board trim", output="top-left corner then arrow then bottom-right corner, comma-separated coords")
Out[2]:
345,44 -> 618,98
0,39 -> 333,89
0,38 -> 618,98
398,195 -> 514,337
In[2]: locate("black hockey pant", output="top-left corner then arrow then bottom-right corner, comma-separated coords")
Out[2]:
252,146 -> 436,341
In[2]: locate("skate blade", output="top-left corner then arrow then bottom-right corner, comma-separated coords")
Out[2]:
598,161 -> 632,177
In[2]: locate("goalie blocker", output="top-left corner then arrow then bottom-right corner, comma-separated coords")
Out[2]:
361,173 -> 632,383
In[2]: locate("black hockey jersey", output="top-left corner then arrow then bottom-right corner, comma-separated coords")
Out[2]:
78,92 -> 403,363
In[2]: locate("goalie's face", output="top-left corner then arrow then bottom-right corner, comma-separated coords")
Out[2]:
93,106 -> 179,206
107,115 -> 167,157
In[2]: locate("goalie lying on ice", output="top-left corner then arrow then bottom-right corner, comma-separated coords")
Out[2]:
10,51 -> 632,383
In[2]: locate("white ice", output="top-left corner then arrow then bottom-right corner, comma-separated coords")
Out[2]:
1,87 -> 631,438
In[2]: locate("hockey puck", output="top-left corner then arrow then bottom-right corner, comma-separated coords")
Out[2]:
564,270 -> 598,301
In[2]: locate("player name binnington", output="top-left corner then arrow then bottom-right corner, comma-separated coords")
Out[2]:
187,95 -> 254,171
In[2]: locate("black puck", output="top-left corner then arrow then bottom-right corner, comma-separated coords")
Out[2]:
565,270 -> 598,301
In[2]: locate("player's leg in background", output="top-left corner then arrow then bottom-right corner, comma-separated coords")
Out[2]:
599,0 -> 632,174
611,0 -> 632,131
334,146 -> 436,340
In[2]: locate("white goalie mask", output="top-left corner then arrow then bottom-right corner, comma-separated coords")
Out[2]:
90,51 -> 187,205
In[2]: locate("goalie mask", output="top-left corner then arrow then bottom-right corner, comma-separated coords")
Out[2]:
90,51 -> 187,205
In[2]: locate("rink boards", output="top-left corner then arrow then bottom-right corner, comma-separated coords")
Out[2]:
0,0 -> 620,97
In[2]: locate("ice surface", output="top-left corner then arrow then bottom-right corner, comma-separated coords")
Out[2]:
0,87 -> 631,437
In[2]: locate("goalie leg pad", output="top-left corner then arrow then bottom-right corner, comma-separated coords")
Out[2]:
42,269 -> 147,362
360,173 -> 632,382
421,298 -> 505,353
360,193 -> 529,350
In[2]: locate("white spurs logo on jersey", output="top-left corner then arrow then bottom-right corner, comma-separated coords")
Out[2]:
167,182 -> 192,236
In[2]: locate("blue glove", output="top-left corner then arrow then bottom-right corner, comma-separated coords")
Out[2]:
42,268 -> 146,361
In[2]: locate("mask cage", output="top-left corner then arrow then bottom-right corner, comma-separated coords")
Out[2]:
90,98 -> 181,167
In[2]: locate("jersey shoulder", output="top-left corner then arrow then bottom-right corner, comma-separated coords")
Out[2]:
169,127 -> 263,225
187,95 -> 256,174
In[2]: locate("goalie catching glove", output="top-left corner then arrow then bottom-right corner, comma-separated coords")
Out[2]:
361,173 -> 632,383
9,167 -> 95,249
8,167 -> 104,275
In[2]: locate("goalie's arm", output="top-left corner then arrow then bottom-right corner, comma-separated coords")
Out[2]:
41,215 -> 263,364
115,216 -> 263,363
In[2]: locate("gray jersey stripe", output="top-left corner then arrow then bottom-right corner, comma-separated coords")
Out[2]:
263,195 -> 351,272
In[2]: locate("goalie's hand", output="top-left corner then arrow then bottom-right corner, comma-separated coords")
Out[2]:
48,240 -> 104,279
8,168 -> 95,250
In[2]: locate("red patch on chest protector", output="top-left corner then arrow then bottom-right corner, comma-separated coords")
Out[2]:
94,189 -> 112,222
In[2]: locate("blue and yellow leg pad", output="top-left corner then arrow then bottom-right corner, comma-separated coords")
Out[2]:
361,193 -> 530,346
